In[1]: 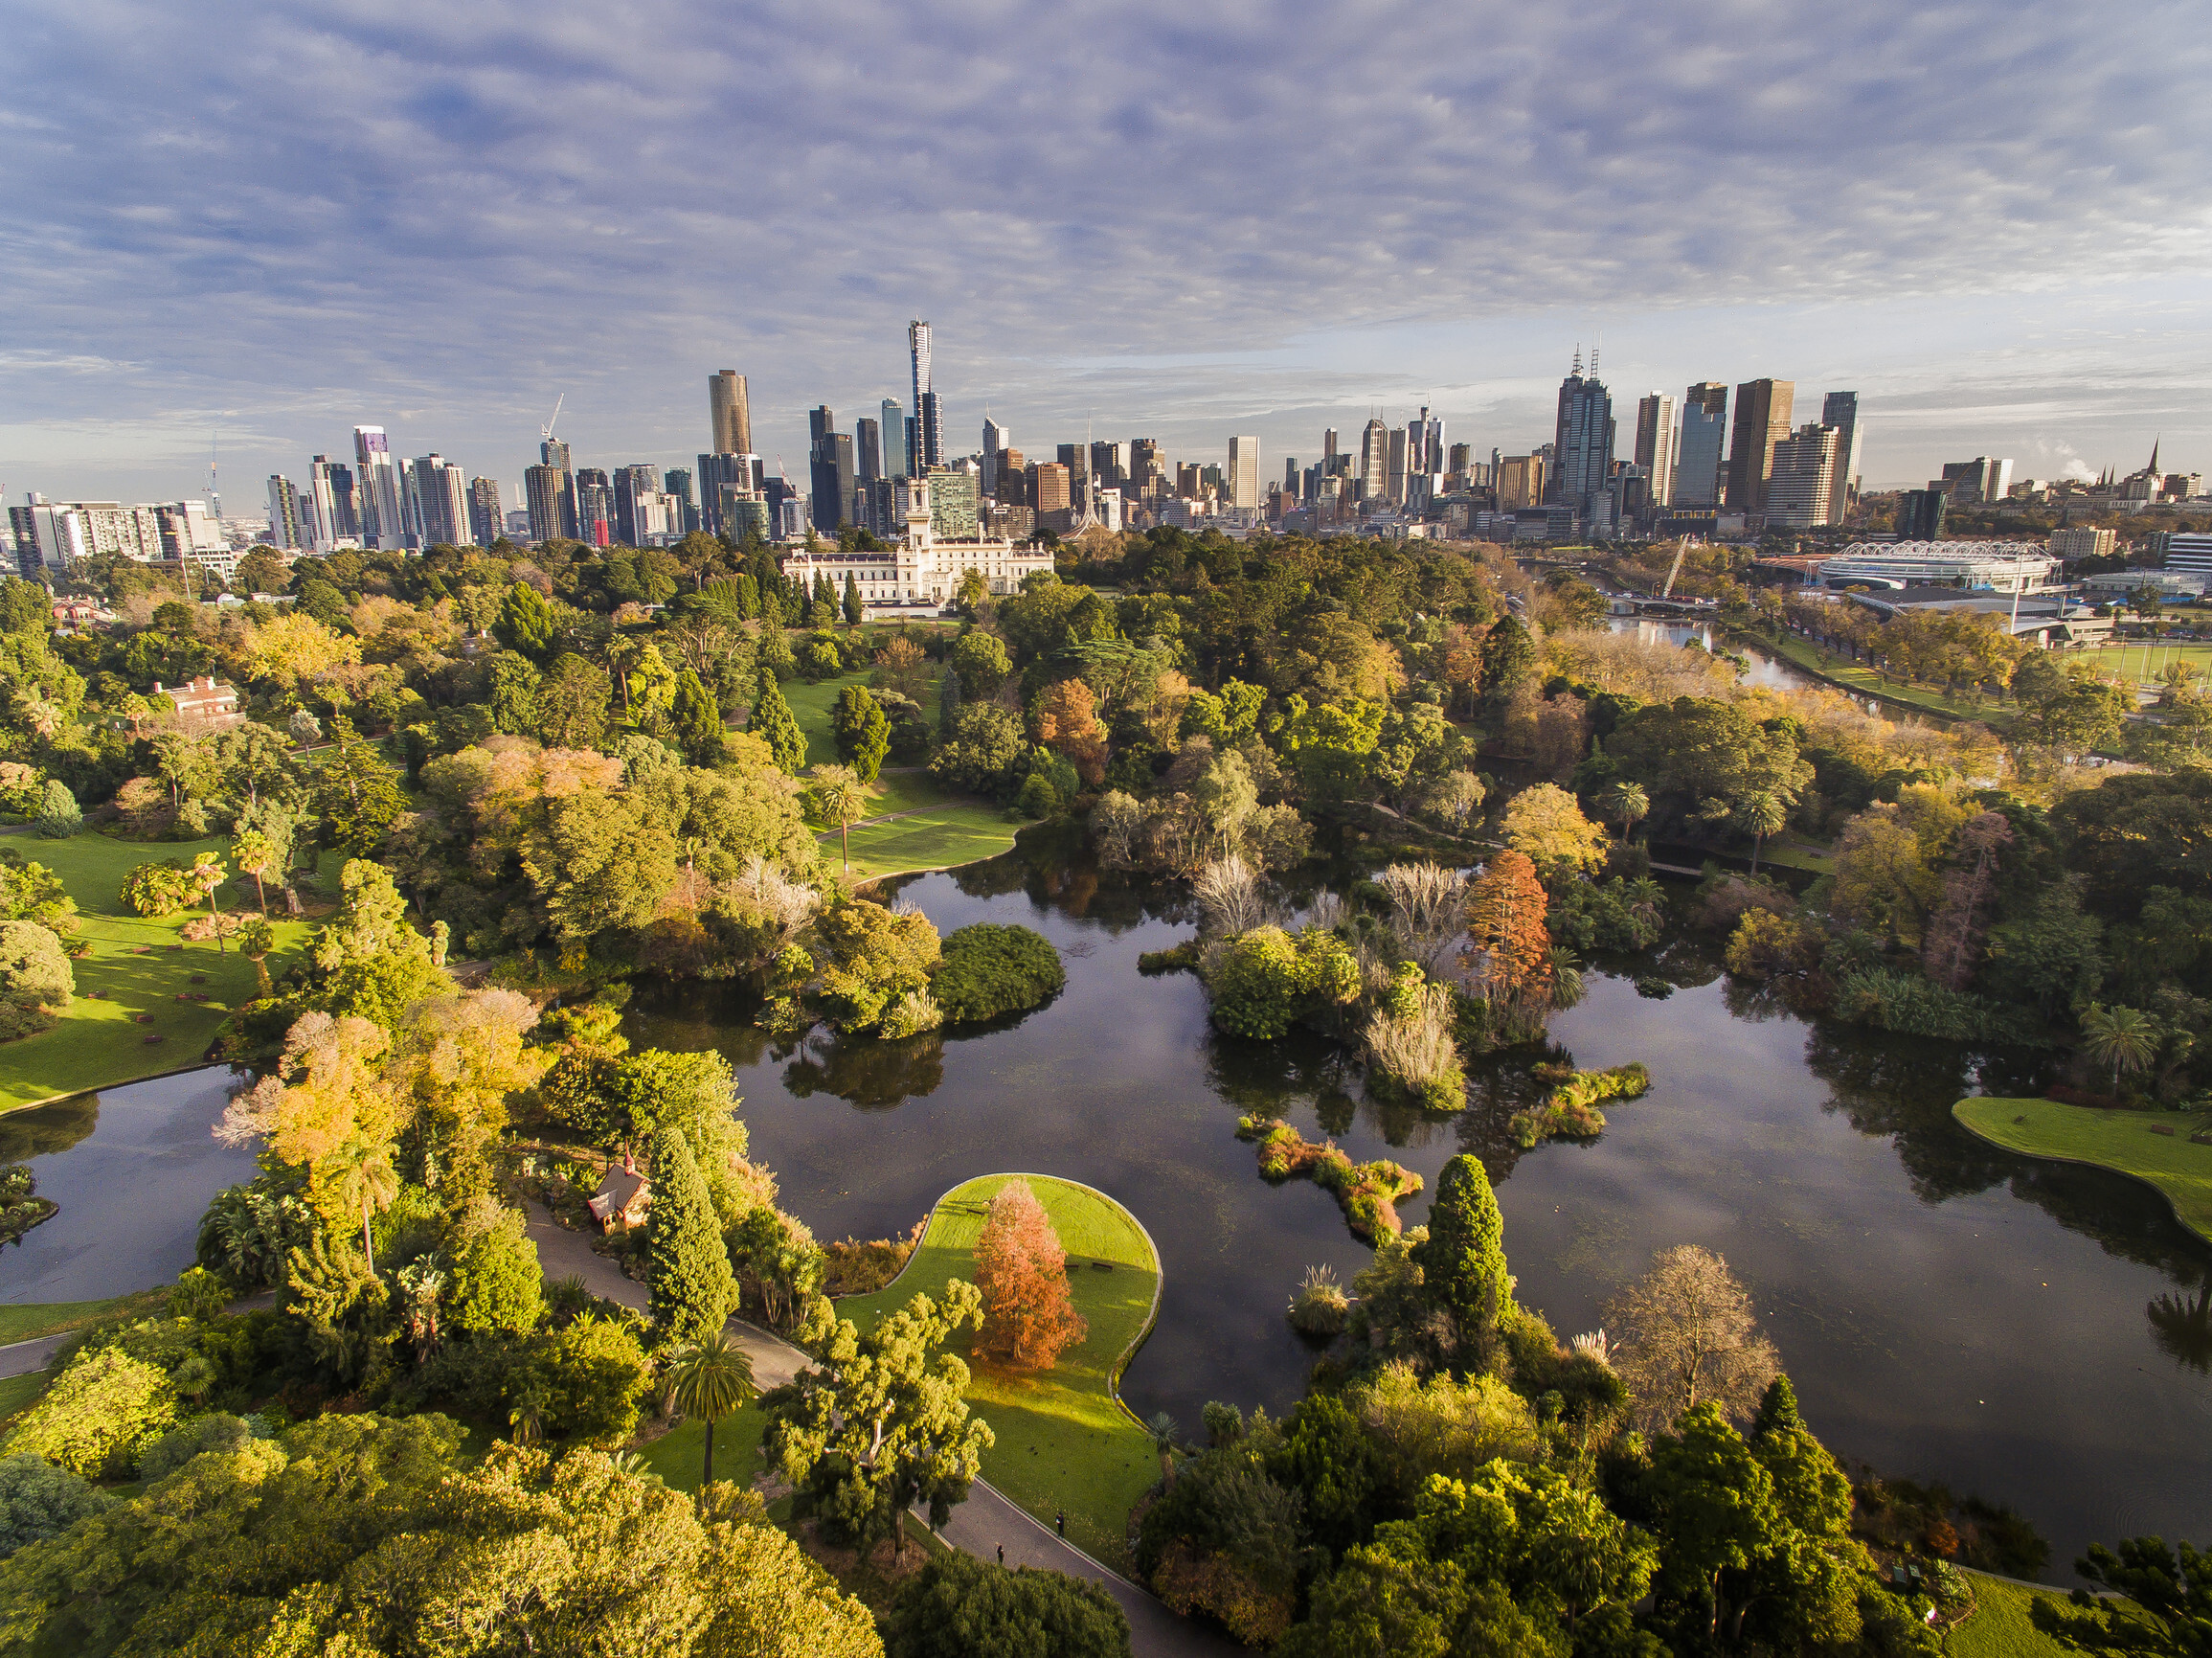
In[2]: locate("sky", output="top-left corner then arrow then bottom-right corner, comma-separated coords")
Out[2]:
5,0 -> 2210,511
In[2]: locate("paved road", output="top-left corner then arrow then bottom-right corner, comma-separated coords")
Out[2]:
0,1335 -> 68,1377
521,1201 -> 1236,1656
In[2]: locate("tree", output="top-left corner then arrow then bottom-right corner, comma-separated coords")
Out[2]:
764,1283 -> 995,1561
670,668 -> 725,764
950,629 -> 1011,698
1502,784 -> 1609,876
1642,1403 -> 1787,1641
815,900 -> 942,1035
231,828 -> 278,910
323,1135 -> 397,1272
489,648 -> 543,735
0,920 -> 70,1040
972,1178 -> 1088,1369
493,579 -> 561,660
831,685 -> 891,783
752,665 -> 807,773
1462,850 -> 1551,1011
237,917 -> 277,995
312,717 -> 406,857
1599,780 -> 1649,840
886,1554 -> 1131,1658
214,1011 -> 405,1247
1604,1245 -> 1779,1432
930,705 -> 1027,798
1415,1154 -> 1512,1360
2031,1534 -> 2212,1656
1035,677 -> 1110,787
649,1124 -> 737,1347
306,858 -> 450,1029
1733,790 -> 1788,877
1478,615 -> 1536,713
668,1328 -> 756,1487
33,781 -> 78,840
4,1349 -> 176,1477
842,571 -> 864,625
448,1194 -> 544,1336
2079,1002 -> 2157,1094
536,652 -> 614,748
0,1453 -> 107,1559
810,764 -> 870,872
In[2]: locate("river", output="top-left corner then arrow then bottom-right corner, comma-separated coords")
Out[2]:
630,846 -> 2212,1580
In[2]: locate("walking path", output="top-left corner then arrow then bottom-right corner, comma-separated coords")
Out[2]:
0,1334 -> 68,1378
520,1199 -> 1235,1656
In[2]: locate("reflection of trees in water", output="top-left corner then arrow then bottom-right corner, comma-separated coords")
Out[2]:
781,1029 -> 946,1109
1805,1022 -> 2210,1283
2149,1282 -> 2212,1374
0,1093 -> 99,1162
1451,1042 -> 1578,1183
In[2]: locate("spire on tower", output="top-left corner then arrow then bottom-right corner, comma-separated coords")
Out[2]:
1570,344 -> 1583,377
2150,435 -> 2161,475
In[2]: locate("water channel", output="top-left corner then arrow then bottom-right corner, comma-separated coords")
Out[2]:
630,845 -> 2212,1580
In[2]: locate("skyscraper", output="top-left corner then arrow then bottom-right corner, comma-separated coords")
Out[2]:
1633,394 -> 1679,509
575,469 -> 614,546
882,398 -> 907,479
710,370 -> 752,457
1323,428 -> 1340,462
1359,420 -> 1388,502
1675,384 -> 1727,508
1091,440 -> 1125,492
469,477 -> 504,546
613,463 -> 662,546
266,476 -> 307,548
540,436 -> 571,471
1897,488 -> 1947,539
306,456 -> 354,547
811,432 -> 854,533
1727,379 -> 1795,514
1130,439 -> 1163,499
663,467 -> 696,534
909,322 -> 941,473
1229,436 -> 1260,511
413,455 -> 470,548
1819,392 -> 1862,524
352,426 -> 404,550
982,416 -> 1008,459
1551,353 -> 1615,524
856,419 -> 883,483
525,465 -> 570,544
1765,425 -> 1840,529
1387,428 -> 1409,505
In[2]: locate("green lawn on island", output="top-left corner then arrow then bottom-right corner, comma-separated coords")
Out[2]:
836,1173 -> 1162,1571
1749,628 -> 2017,728
1949,1570 -> 2073,1657
1953,1098 -> 2212,1243
0,830 -> 316,1113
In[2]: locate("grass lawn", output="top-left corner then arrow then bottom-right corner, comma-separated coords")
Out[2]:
828,804 -> 1022,882
1953,1098 -> 2212,1243
0,1285 -> 169,1347
836,1173 -> 1162,1572
1949,1570 -> 2073,1657
0,830 -> 316,1113
1749,628 -> 2018,728
639,1397 -> 774,1493
2080,640 -> 2212,686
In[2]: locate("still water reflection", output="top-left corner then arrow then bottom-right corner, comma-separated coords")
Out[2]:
629,843 -> 2212,1579
0,1067 -> 257,1304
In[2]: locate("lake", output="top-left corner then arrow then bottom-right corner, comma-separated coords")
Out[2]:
629,843 -> 2212,1580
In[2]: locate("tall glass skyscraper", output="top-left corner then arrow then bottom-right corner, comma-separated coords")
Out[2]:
1550,354 -> 1614,524
909,321 -> 941,474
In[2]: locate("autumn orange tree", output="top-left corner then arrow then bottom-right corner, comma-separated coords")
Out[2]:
1463,849 -> 1553,1037
971,1179 -> 1088,1369
1033,680 -> 1108,787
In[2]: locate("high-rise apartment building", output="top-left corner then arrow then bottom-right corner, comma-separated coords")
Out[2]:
525,466 -> 570,544
306,456 -> 356,547
926,466 -> 979,540
1896,488 -> 1948,540
1035,463 -> 1072,515
1386,428 -> 1409,506
1819,393 -> 1862,522
468,477 -> 504,546
882,399 -> 907,479
610,463 -> 659,547
1496,455 -> 1546,511
710,370 -> 752,457
1359,420 -> 1388,502
410,455 -> 469,547
575,469 -> 614,546
1551,356 -> 1615,523
856,418 -> 883,483
663,467 -> 697,534
1130,439 -> 1164,499
1633,394 -> 1679,509
811,433 -> 855,533
909,322 -> 941,473
1940,456 -> 2013,506
1228,436 -> 1260,511
1765,425 -> 1840,529
1727,379 -> 1794,514
352,427 -> 405,550
266,476 -> 308,548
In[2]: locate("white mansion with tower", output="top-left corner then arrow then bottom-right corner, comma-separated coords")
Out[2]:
776,475 -> 1055,615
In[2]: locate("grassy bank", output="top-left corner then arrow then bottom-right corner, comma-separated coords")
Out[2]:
1950,1569 -> 2071,1657
0,831 -> 314,1113
1747,627 -> 2017,729
837,1173 -> 1162,1571
0,1286 -> 170,1347
1953,1097 -> 2212,1243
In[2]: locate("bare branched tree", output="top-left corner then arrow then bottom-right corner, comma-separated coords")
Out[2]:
1603,1245 -> 1779,1433
1376,862 -> 1470,978
1193,853 -> 1275,936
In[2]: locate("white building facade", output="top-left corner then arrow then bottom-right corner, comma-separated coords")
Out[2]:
778,476 -> 1054,612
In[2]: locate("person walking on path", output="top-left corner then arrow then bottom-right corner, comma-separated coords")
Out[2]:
997,1544 -> 1004,1565
1056,1512 -> 1066,1540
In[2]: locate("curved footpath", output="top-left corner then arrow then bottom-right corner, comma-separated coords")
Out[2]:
521,1202 -> 1235,1658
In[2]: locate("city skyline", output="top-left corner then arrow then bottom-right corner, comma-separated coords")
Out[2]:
4,0 -> 2206,504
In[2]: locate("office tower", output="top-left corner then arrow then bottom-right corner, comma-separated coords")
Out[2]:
809,406 -> 835,444
1896,488 -> 1948,539
710,370 -> 752,457
1130,439 -> 1163,499
1383,428 -> 1407,506
856,419 -> 883,483
306,456 -> 350,548
927,466 -> 979,539
1940,456 -> 2012,506
1035,463 -> 1072,515
525,465 -> 570,544
1359,419 -> 1388,501
811,432 -> 854,533
695,453 -> 750,534
1674,412 -> 1725,507
1819,392 -> 1862,522
1727,378 -> 1794,513
575,469 -> 614,546
882,398 -> 907,479
410,456 -> 469,547
1448,443 -> 1472,478
540,436 -> 571,471
1550,353 -> 1615,523
983,416 -> 1008,459
1765,425 -> 1840,529
1323,428 -> 1340,462
352,426 -> 405,550
266,476 -> 307,548
610,463 -> 657,546
1056,443 -> 1090,498
1284,457 -> 1300,499
1496,455 -> 1546,511
663,466 -> 697,534
1090,440 -> 1125,492
1226,436 -> 1261,511
1633,394 -> 1679,509
468,477 -> 503,546
762,474 -> 799,534
909,321 -> 941,473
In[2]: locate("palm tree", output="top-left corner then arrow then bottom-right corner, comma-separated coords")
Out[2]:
1147,1411 -> 1180,1488
808,764 -> 870,872
667,1329 -> 756,1488
1601,781 -> 1649,842
237,918 -> 276,996
2079,1003 -> 2157,1096
1546,946 -> 1587,1011
1733,790 -> 1788,877
233,829 -> 277,910
324,1139 -> 398,1274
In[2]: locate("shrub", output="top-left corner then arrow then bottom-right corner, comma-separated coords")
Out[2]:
1363,965 -> 1466,1111
33,782 -> 78,840
120,860 -> 192,918
1726,909 -> 1823,980
931,923 -> 1066,1024
1208,926 -> 1360,1040
0,921 -> 71,1041
0,1454 -> 107,1558
1508,1061 -> 1651,1147
135,1413 -> 258,1482
517,1314 -> 651,1446
1287,1265 -> 1348,1337
886,1551 -> 1130,1658
5,1350 -> 177,1477
446,1198 -> 544,1337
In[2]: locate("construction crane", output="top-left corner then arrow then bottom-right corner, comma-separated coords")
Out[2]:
539,394 -> 564,445
1660,535 -> 1698,601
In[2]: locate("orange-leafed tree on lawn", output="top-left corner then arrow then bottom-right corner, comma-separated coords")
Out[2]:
972,1178 -> 1088,1369
1034,679 -> 1109,787
1463,849 -> 1553,1038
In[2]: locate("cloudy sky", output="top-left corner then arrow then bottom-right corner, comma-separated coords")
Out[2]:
6,0 -> 2209,509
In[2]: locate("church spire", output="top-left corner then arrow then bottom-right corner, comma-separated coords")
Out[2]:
2150,435 -> 2161,476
